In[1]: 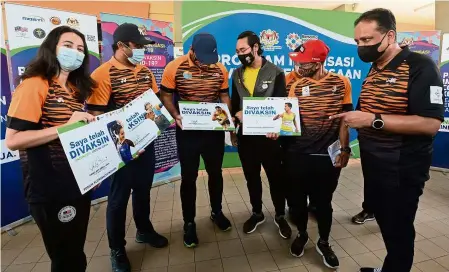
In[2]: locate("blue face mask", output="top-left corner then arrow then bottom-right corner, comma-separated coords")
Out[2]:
57,46 -> 84,72
127,48 -> 145,65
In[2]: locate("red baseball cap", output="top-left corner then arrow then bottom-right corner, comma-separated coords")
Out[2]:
289,39 -> 330,63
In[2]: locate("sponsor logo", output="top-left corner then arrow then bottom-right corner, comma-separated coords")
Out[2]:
33,28 -> 46,39
22,16 -> 44,23
259,29 -> 281,51
58,206 -> 76,223
440,118 -> 449,132
14,26 -> 29,38
285,33 -> 302,51
138,25 -> 147,36
66,17 -> 80,28
14,26 -> 28,32
50,16 -> 61,25
86,35 -> 96,42
301,34 -> 318,42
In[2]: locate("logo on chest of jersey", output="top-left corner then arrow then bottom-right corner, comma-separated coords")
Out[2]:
386,77 -> 397,84
136,76 -> 150,83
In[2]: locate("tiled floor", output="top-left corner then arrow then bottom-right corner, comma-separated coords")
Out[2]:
2,159 -> 449,272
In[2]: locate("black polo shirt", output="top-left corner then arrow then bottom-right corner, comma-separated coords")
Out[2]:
358,46 -> 444,182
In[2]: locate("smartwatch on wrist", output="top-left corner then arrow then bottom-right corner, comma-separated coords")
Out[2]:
372,113 -> 384,130
340,147 -> 351,154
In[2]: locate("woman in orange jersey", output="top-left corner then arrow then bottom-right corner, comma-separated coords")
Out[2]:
5,26 -> 96,272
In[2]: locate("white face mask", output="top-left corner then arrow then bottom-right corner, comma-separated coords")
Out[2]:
57,46 -> 85,72
121,43 -> 145,65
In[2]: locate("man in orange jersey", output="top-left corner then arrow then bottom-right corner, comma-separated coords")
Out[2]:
159,33 -> 232,248
284,45 -> 319,221
285,39 -> 352,269
87,23 -> 168,272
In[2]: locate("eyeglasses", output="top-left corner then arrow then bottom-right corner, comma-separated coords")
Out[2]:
236,47 -> 251,54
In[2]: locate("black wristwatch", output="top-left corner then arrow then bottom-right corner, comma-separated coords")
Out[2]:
372,113 -> 385,130
340,147 -> 351,154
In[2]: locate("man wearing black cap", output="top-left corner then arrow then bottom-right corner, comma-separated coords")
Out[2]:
87,23 -> 168,272
160,33 -> 232,248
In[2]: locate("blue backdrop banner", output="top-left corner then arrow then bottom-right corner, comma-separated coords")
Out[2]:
182,8 -> 371,156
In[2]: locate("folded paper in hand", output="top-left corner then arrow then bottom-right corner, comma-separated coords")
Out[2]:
328,140 -> 341,166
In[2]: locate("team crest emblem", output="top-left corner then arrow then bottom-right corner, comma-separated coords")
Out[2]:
259,29 -> 281,51
66,17 -> 80,28
58,206 -> 76,223
183,71 -> 193,79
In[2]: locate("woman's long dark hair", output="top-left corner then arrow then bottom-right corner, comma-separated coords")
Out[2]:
18,26 -> 95,101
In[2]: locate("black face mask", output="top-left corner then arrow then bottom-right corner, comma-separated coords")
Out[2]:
238,50 -> 255,67
357,33 -> 389,63
296,65 -> 318,78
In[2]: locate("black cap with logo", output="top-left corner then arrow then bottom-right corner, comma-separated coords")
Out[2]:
113,23 -> 155,45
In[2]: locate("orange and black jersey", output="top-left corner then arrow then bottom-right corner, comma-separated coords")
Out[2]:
358,47 -> 444,177
86,57 -> 159,112
7,77 -> 86,202
287,72 -> 352,154
160,52 -> 229,103
285,71 -> 301,93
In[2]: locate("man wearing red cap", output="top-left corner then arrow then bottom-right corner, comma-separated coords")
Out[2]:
284,39 -> 352,269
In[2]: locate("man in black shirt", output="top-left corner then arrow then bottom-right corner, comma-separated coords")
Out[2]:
332,8 -> 444,272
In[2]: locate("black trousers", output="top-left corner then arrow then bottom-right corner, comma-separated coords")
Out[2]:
361,150 -> 425,272
285,153 -> 340,241
30,194 -> 91,272
107,144 -> 155,249
238,135 -> 286,216
177,129 -> 225,223
361,156 -> 375,213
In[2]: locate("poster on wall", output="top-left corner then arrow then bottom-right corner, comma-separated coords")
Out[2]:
182,1 -> 371,158
433,33 -> 449,169
397,31 -> 441,64
1,3 -> 30,228
99,13 -> 180,184
4,3 -> 101,89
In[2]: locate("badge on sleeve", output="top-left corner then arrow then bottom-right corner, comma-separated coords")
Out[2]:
430,86 -> 444,105
58,206 -> 76,223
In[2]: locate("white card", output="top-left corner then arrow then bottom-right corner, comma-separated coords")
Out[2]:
430,86 -> 444,105
328,140 -> 341,166
302,86 -> 310,97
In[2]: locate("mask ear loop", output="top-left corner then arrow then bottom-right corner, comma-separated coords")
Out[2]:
118,42 -> 132,58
